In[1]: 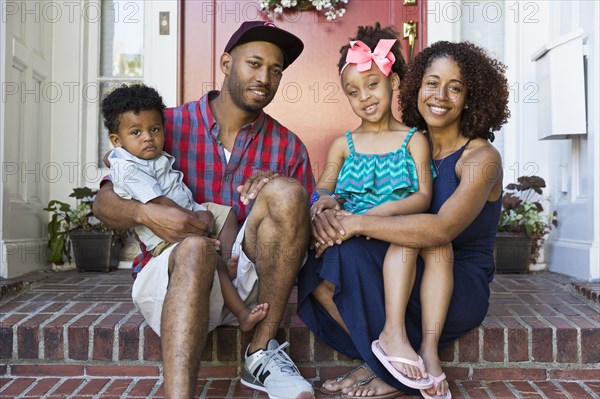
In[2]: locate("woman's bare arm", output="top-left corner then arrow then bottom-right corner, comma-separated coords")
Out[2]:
335,143 -> 502,250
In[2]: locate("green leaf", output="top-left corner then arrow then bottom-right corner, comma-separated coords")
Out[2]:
44,199 -> 71,213
48,233 -> 67,264
48,217 -> 60,236
70,187 -> 97,200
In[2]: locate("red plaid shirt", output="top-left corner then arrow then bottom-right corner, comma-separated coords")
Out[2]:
132,91 -> 315,273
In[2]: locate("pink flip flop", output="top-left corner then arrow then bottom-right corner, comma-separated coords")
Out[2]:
420,373 -> 452,399
371,340 -> 433,390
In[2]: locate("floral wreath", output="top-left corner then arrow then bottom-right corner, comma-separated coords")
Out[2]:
259,0 -> 348,20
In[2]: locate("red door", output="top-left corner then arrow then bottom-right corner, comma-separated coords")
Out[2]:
181,0 -> 427,178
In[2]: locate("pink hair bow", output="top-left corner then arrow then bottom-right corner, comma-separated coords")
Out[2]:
341,39 -> 396,77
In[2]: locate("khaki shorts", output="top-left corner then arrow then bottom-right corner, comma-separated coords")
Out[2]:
150,202 -> 233,256
132,215 -> 259,336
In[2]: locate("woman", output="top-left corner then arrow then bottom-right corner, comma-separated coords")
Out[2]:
298,40 -> 510,399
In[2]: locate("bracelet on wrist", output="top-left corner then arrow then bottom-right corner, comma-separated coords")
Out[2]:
310,189 -> 338,206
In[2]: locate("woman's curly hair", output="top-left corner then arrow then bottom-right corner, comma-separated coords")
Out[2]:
400,41 -> 510,141
101,84 -> 166,134
338,22 -> 407,79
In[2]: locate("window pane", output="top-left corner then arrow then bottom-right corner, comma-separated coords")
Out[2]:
98,0 -> 145,164
100,0 -> 144,78
460,0 -> 505,156
98,81 -> 113,166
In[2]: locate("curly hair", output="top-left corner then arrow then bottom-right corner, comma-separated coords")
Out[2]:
101,84 -> 166,134
400,41 -> 510,141
338,22 -> 407,79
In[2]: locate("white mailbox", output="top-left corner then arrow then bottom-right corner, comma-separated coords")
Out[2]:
531,30 -> 587,140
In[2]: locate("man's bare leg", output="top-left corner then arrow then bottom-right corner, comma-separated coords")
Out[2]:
242,177 -> 310,352
161,236 -> 218,398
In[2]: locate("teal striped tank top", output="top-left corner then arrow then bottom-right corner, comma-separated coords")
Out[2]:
334,127 -> 424,214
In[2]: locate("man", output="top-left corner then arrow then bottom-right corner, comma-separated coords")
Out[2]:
93,21 -> 315,399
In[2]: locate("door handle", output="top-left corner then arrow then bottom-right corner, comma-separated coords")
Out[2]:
403,21 -> 417,62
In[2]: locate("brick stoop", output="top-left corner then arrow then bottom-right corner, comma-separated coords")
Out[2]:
0,271 -> 52,303
1,270 -> 599,398
572,281 -> 600,304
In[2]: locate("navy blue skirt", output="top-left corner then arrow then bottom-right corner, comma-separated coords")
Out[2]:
297,236 -> 491,394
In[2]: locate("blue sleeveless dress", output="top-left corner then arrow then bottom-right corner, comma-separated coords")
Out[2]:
335,128 -> 420,215
297,141 -> 501,394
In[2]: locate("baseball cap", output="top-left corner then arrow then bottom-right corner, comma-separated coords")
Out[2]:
224,21 -> 304,70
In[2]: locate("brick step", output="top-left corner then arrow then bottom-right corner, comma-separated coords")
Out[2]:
0,373 -> 598,399
1,270 -> 599,385
572,281 -> 600,304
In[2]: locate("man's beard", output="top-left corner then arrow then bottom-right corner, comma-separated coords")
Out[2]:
227,72 -> 275,113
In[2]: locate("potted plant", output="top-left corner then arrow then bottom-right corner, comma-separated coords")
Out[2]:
44,187 -> 127,272
495,175 -> 558,273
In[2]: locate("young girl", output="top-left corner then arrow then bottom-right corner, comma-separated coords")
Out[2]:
310,24 -> 452,398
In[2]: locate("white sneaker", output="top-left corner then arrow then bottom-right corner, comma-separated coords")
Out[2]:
241,339 -> 314,399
